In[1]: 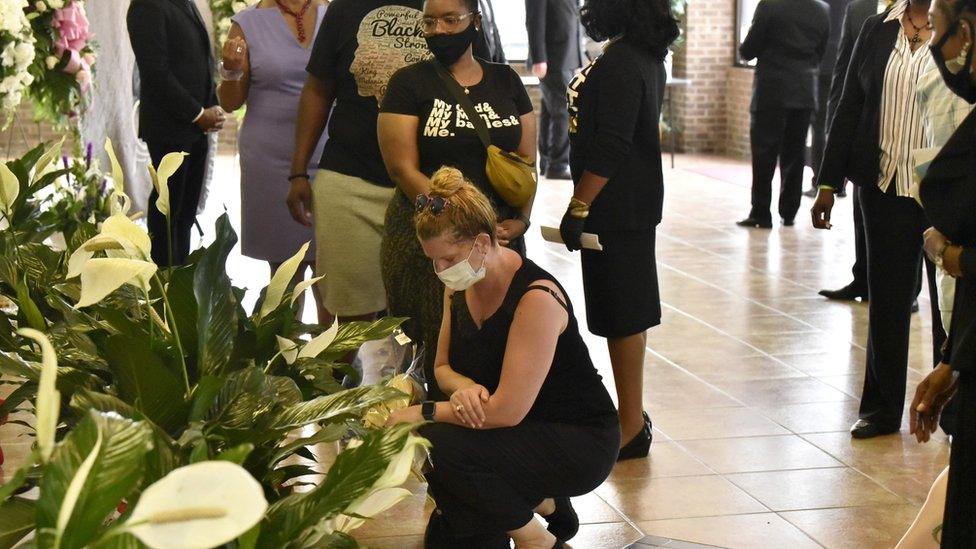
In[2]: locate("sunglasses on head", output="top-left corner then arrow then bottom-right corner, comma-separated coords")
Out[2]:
415,194 -> 451,215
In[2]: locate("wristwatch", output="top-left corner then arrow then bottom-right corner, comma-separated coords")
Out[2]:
421,400 -> 436,421
517,213 -> 531,229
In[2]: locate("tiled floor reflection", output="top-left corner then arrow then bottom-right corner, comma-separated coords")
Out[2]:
0,154 -> 950,548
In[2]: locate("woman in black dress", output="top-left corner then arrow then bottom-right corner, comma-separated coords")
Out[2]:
909,0 -> 976,544
386,168 -> 619,548
377,0 -> 536,401
558,0 -> 678,460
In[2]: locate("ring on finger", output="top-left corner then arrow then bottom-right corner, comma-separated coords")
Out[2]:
455,403 -> 464,412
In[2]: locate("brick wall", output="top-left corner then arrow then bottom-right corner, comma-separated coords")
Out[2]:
725,67 -> 753,158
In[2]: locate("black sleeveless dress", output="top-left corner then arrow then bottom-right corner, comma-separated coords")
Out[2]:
419,258 -> 620,546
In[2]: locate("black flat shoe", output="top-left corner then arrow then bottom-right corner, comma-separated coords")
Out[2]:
837,188 -> 848,198
850,419 -> 899,439
736,217 -> 773,229
542,497 -> 579,542
818,283 -> 867,301
782,217 -> 795,227
547,167 -> 572,180
617,412 -> 653,461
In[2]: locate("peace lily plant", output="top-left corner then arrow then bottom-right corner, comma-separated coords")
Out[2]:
0,140 -> 427,548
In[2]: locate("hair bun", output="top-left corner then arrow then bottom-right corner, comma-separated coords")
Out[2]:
429,166 -> 467,197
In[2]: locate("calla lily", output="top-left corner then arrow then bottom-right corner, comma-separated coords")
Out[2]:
126,461 -> 268,549
0,162 -> 19,218
67,190 -> 153,279
275,335 -> 299,365
291,275 -> 324,305
17,328 -> 60,463
259,241 -> 310,319
100,213 -> 151,259
104,137 -> 125,194
148,152 -> 187,219
75,258 -> 157,308
33,136 -> 65,183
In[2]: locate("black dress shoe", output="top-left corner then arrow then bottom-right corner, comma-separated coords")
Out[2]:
547,167 -> 572,180
837,188 -> 848,198
736,217 -> 773,229
802,187 -> 819,198
542,497 -> 579,542
617,412 -> 652,461
818,283 -> 867,301
782,217 -> 795,226
850,419 -> 899,439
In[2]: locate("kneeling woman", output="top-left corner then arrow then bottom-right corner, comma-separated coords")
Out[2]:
387,167 -> 620,548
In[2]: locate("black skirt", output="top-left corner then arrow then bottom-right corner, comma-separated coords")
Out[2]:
581,228 -> 661,338
942,371 -> 976,547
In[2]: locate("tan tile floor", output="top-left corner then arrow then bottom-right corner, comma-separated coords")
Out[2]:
0,154 -> 951,548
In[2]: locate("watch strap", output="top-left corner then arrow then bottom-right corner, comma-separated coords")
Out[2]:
421,400 -> 436,421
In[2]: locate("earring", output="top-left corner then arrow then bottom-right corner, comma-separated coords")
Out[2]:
948,41 -> 972,73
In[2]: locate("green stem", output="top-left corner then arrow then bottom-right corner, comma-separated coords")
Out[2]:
153,273 -> 190,395
166,217 -> 173,267
142,287 -> 154,346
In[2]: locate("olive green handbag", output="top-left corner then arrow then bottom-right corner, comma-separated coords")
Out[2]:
431,61 -> 537,208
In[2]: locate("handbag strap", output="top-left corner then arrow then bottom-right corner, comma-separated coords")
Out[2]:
429,60 -> 492,150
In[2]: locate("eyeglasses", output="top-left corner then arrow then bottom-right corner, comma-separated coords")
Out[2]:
421,12 -> 476,33
415,194 -> 451,215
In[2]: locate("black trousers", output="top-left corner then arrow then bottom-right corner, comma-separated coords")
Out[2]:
942,371 -> 976,547
850,188 -> 869,291
748,107 -> 811,223
419,421 -> 619,547
858,183 -> 946,430
809,73 -> 831,185
146,135 -> 209,267
539,68 -> 574,172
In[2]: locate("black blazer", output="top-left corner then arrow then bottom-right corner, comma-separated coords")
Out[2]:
127,0 -> 217,144
474,0 -> 506,64
816,12 -> 898,190
920,110 -> 976,371
524,0 -> 584,71
825,0 -> 877,124
739,0 -> 830,111
820,0 -> 852,76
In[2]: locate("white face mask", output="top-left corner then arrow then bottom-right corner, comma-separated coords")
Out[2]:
435,239 -> 486,291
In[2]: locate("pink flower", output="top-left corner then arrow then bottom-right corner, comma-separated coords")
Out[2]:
51,2 -> 93,59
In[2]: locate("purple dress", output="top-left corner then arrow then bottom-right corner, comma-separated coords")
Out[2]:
233,5 -> 327,262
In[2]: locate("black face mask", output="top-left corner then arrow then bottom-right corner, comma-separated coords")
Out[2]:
425,22 -> 478,67
930,19 -> 976,104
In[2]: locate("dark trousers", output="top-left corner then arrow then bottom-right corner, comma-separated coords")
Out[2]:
419,421 -> 618,547
146,135 -> 209,266
539,68 -> 574,172
748,107 -> 811,223
943,371 -> 975,548
858,183 -> 946,430
850,189 -> 869,291
809,73 -> 831,185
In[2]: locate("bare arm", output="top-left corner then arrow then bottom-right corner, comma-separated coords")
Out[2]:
285,74 -> 334,226
377,113 -> 431,201
217,23 -> 250,112
517,111 -> 538,219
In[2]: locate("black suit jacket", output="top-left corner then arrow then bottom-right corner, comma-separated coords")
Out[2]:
740,0 -> 831,111
921,110 -> 976,371
525,0 -> 584,71
820,0 -> 851,75
825,0 -> 877,124
127,0 -> 217,144
816,12 -> 897,190
474,0 -> 506,64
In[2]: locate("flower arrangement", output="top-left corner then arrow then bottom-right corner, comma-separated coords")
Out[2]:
211,0 -> 254,49
0,0 -> 36,125
42,141 -> 112,236
24,0 -> 96,127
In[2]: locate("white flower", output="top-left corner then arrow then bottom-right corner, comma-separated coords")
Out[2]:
13,42 -> 32,70
35,1 -> 46,13
232,1 -> 246,13
47,0 -> 63,8
45,55 -> 58,70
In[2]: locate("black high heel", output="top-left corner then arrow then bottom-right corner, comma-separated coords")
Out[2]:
617,411 -> 652,461
542,496 -> 579,541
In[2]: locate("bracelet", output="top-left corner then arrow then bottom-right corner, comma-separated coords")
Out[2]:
936,242 -> 952,268
218,61 -> 244,81
567,197 -> 590,219
288,173 -> 310,182
517,213 -> 531,229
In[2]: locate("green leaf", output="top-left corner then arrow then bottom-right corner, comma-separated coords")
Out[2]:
14,278 -> 46,331
206,367 -> 276,431
194,215 -> 238,377
268,375 -> 303,407
187,375 -> 223,422
89,532 -> 145,549
0,381 -> 37,417
98,334 -> 188,432
0,453 -> 37,503
217,443 -> 255,465
269,424 -> 347,468
166,266 -> 199,370
257,242 -> 310,320
69,389 -> 137,418
35,411 -> 153,549
17,243 -> 63,290
0,497 -> 35,549
269,386 -> 405,431
317,318 -> 406,361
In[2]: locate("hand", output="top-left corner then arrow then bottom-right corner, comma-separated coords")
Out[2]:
221,36 -> 248,72
195,106 -> 226,133
559,211 -> 585,252
286,177 -> 314,227
384,405 -> 423,427
923,227 -> 949,265
944,245 -> 965,278
532,62 -> 548,79
496,219 -> 528,247
810,188 -> 835,229
450,383 -> 489,428
910,363 -> 958,443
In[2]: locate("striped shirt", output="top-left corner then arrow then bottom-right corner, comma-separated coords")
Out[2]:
876,0 -> 931,196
